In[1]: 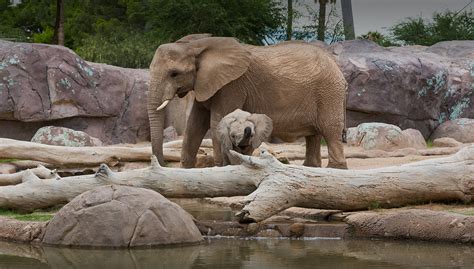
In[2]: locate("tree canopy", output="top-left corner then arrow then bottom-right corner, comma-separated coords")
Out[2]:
0,0 -> 284,67
1,1 -> 472,67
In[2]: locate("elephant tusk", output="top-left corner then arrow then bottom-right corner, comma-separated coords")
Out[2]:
156,100 -> 170,111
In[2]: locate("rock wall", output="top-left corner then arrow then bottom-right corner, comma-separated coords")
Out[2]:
0,41 -> 193,144
0,40 -> 472,143
332,40 -> 473,138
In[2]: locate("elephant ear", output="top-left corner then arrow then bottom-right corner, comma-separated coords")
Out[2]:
176,33 -> 212,43
217,115 -> 236,154
190,37 -> 251,102
248,114 -> 273,149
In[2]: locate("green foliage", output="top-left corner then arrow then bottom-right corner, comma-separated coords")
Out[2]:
75,30 -> 159,68
0,159 -> 18,163
391,10 -> 473,46
359,31 -> 396,47
32,26 -> 54,44
368,201 -> 381,210
0,208 -> 54,222
0,0 -> 283,68
126,0 -> 284,45
426,139 -> 434,148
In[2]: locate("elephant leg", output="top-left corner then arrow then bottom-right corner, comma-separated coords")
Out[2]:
181,102 -> 210,168
212,131 -> 224,166
303,135 -> 322,167
323,133 -> 348,169
210,113 -> 225,166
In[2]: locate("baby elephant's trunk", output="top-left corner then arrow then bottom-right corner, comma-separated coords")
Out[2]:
238,127 -> 252,148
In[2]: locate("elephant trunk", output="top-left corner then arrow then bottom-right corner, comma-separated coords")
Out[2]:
147,80 -> 166,165
238,127 -> 252,148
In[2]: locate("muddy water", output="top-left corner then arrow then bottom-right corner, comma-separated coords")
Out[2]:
1,238 -> 473,269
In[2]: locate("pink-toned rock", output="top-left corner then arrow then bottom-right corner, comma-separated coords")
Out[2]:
163,126 -> 179,142
31,126 -> 102,147
347,123 -> 426,151
0,40 -> 193,144
401,128 -> 427,149
433,137 -> 463,148
331,40 -> 473,138
0,163 -> 16,174
431,118 -> 474,143
42,185 -> 203,247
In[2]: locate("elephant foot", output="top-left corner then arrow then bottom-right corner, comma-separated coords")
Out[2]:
303,160 -> 322,168
180,159 -> 196,168
327,161 -> 348,169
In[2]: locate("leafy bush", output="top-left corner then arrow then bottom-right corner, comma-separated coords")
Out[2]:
0,0 -> 283,68
359,31 -> 396,47
75,30 -> 159,68
32,26 -> 54,43
391,10 -> 473,46
128,0 -> 284,45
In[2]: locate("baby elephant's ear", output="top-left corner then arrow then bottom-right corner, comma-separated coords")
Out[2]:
248,114 -> 273,149
217,116 -> 235,151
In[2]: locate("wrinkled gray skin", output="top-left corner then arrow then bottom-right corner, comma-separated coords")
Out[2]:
217,109 -> 273,165
148,34 -> 347,169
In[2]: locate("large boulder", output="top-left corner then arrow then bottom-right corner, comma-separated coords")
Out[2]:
347,122 -> 426,151
432,137 -> 463,148
331,40 -> 473,138
31,126 -> 102,146
0,41 -> 193,144
42,185 -> 203,247
1,40 -> 471,143
430,118 -> 474,143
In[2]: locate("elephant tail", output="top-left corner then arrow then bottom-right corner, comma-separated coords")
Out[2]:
342,82 -> 348,144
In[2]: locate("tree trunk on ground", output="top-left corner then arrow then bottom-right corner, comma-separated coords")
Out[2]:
0,165 -> 58,186
0,146 -> 473,222
0,138 -> 211,167
53,0 -> 64,46
0,138 -> 461,168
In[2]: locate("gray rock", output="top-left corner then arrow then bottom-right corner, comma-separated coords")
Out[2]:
432,137 -> 463,148
401,128 -> 427,149
0,163 -> 16,174
163,126 -> 179,142
431,118 -> 474,143
347,122 -> 426,151
332,40 -> 473,138
1,40 -> 472,143
42,185 -> 203,247
0,40 -> 192,144
31,126 -> 102,146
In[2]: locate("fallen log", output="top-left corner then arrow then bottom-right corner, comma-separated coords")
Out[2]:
1,138 -> 461,168
0,165 -> 58,186
0,138 -> 210,167
0,146 -> 472,222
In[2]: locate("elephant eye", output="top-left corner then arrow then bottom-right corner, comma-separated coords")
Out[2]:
169,70 -> 180,78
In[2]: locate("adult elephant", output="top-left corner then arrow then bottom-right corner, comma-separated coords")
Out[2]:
148,34 -> 348,169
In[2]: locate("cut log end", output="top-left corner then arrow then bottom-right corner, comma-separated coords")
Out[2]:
235,210 -> 256,223
95,164 -> 114,181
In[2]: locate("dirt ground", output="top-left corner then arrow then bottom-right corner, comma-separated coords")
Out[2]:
293,150 -> 445,170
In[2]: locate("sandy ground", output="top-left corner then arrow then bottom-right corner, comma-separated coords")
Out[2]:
293,152 -> 445,170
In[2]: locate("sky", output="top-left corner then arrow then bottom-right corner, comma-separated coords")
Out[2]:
290,0 -> 473,36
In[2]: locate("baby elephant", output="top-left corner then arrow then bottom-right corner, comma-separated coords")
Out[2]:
217,109 -> 273,165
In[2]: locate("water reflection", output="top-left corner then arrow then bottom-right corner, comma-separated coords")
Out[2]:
0,238 -> 473,269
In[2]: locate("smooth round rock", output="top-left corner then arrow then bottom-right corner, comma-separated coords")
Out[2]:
42,185 -> 203,247
433,137 -> 463,148
347,123 -> 426,151
431,118 -> 474,143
